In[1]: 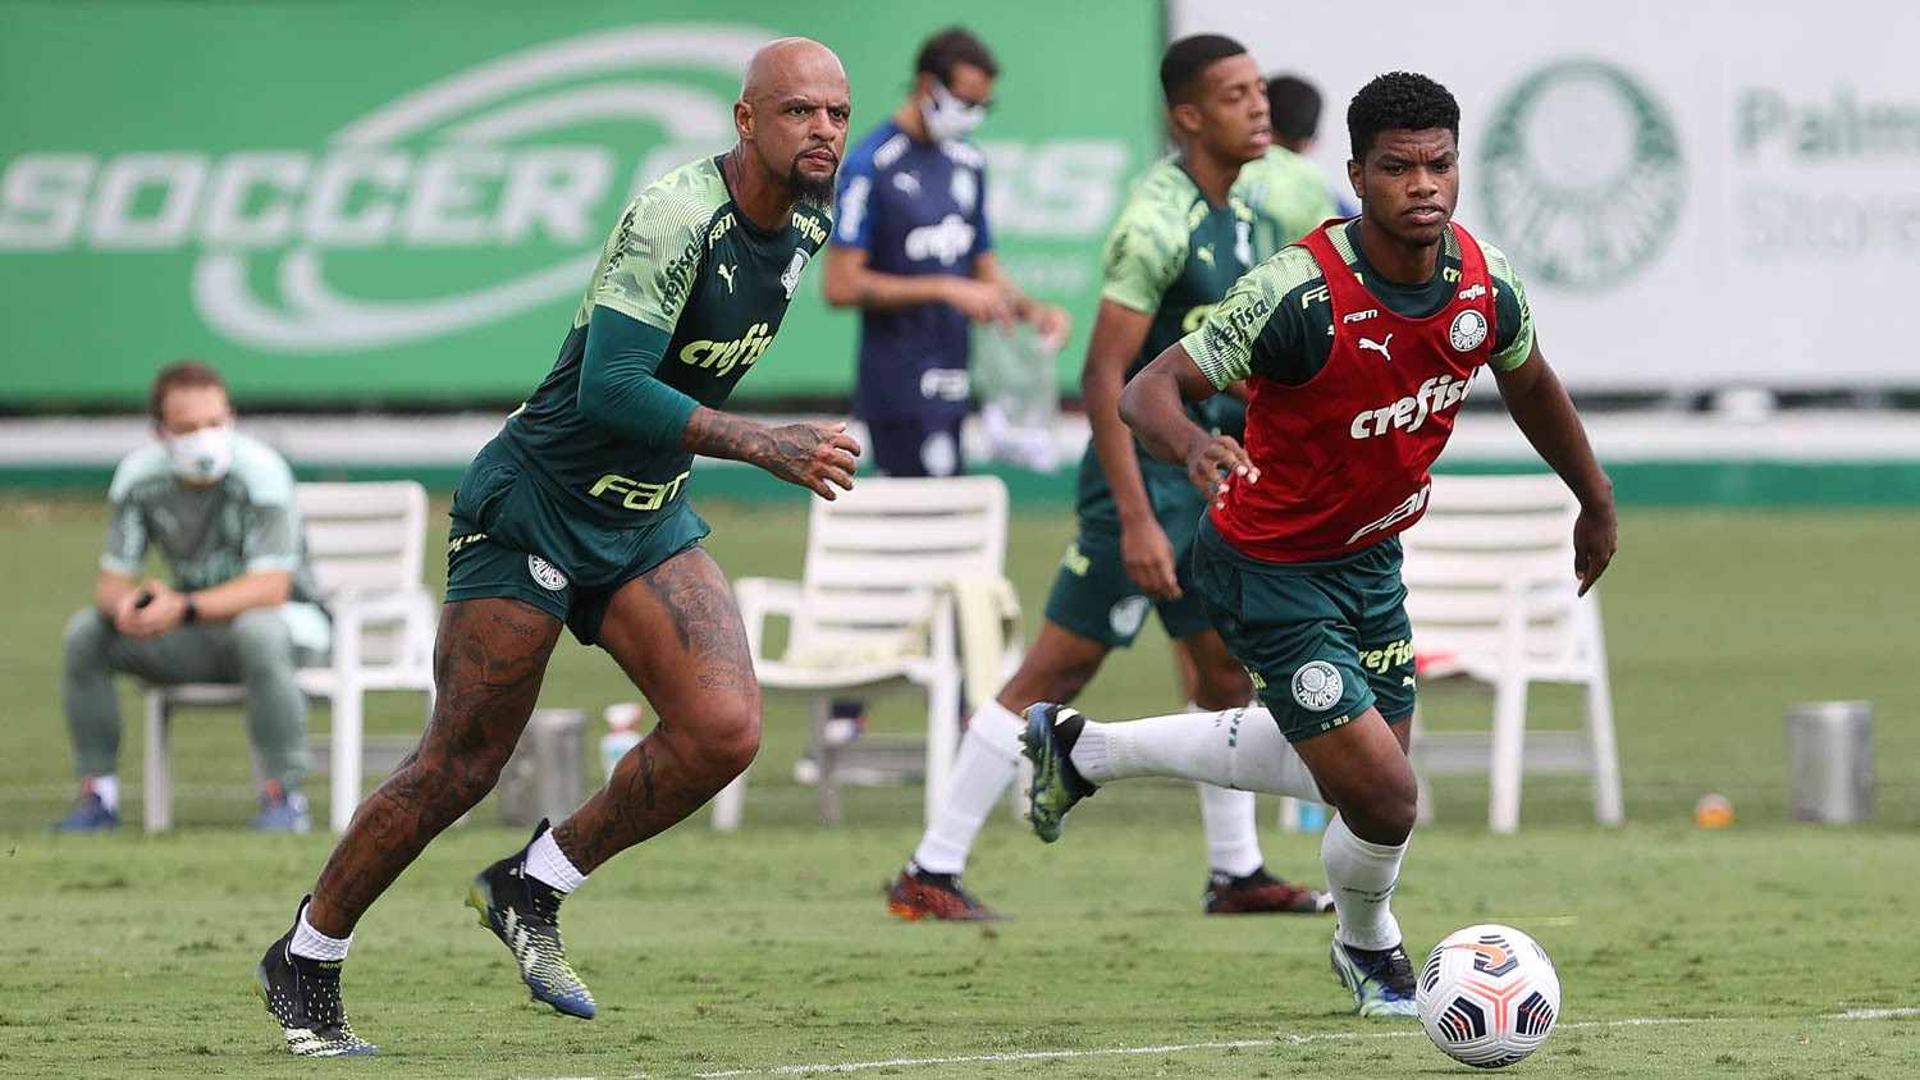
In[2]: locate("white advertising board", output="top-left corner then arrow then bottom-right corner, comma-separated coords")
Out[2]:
1177,0 -> 1920,390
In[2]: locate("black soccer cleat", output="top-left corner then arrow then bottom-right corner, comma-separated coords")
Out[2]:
468,819 -> 597,1019
1021,703 -> 1098,842
255,898 -> 377,1057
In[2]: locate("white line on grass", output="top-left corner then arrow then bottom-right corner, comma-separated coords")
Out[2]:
1837,1007 -> 1920,1020
521,1007 -> 1918,1080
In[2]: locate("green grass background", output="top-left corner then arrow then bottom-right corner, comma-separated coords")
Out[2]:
2,495 -> 1916,1077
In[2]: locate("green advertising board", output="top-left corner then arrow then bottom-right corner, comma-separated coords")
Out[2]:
0,0 -> 1161,407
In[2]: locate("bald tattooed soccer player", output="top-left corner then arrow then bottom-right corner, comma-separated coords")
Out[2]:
255,39 -> 860,1057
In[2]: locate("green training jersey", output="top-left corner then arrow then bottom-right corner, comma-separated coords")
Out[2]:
1077,151 -> 1334,527
1187,219 -> 1537,390
502,156 -> 830,524
1235,146 -> 1341,274
102,434 -> 330,651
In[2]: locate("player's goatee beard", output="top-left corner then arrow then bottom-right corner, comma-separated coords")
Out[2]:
788,164 -> 836,208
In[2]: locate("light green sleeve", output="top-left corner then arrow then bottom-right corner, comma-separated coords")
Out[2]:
101,445 -> 165,574
1482,241 -> 1537,371
230,436 -> 302,573
590,172 -> 714,333
1254,149 -> 1338,243
1180,248 -> 1308,389
1097,197 -> 1187,315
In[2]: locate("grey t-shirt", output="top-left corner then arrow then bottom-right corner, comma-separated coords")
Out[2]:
102,432 -> 329,651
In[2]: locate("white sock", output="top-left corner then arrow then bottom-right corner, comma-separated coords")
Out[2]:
1187,699 -> 1265,877
1322,812 -> 1407,951
1069,707 -> 1322,802
1198,783 -> 1264,876
290,907 -> 352,961
86,775 -> 120,813
525,828 -> 587,894
911,701 -> 1025,875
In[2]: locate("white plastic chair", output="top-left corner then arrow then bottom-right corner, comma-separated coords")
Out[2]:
712,476 -> 1015,830
142,481 -> 437,834
1400,473 -> 1623,833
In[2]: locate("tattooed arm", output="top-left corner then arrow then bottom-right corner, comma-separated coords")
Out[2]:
681,408 -> 860,501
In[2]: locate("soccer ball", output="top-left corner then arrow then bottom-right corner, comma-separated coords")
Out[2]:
1415,924 -> 1561,1068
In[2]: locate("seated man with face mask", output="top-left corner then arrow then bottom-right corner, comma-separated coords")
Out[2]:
53,361 -> 330,832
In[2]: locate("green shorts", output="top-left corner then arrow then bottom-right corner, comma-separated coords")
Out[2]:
445,441 -> 710,646
1191,520 -> 1415,743
1043,486 -> 1213,649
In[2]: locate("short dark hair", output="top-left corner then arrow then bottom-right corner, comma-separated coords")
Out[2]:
915,27 -> 998,84
1347,71 -> 1460,161
1265,74 -> 1322,145
1159,34 -> 1247,107
149,360 -> 227,424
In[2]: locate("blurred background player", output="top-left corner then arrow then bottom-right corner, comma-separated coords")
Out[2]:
1264,72 -> 1357,216
824,26 -> 1068,480
885,34 -> 1334,922
820,27 -> 1069,752
1025,71 -> 1617,1019
53,361 -> 325,834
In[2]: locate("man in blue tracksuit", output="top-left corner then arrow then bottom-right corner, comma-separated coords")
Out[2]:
823,26 -> 1068,478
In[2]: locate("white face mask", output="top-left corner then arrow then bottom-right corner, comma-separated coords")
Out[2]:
921,81 -> 986,143
166,422 -> 234,483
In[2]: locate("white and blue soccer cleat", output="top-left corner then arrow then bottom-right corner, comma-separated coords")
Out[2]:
1330,936 -> 1421,1018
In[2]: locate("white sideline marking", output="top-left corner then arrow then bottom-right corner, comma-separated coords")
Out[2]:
521,1007 -> 1919,1080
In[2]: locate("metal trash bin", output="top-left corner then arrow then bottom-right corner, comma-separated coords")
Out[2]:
1787,701 -> 1874,824
497,708 -> 587,828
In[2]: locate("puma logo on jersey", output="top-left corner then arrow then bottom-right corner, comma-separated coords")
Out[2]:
716,263 -> 736,293
1349,374 -> 1472,439
1358,333 -> 1394,361
1195,244 -> 1215,268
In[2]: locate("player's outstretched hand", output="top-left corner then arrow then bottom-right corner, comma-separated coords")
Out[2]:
1184,433 -> 1257,505
760,421 -> 861,500
1572,502 -> 1617,596
1120,519 -> 1181,600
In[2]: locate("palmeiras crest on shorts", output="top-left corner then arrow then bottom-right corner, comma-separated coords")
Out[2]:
1291,660 -> 1344,712
527,554 -> 569,592
1109,596 -> 1150,637
1449,308 -> 1489,352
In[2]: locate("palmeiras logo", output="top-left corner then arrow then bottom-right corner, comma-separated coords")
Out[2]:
1448,308 -> 1488,352
1291,660 -> 1343,712
1478,58 -> 1686,291
527,555 -> 568,592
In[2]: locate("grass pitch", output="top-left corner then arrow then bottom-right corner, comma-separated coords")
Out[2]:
2,495 -> 1917,1078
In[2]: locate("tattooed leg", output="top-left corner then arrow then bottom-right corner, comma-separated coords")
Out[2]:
552,546 -> 761,873
306,598 -> 562,936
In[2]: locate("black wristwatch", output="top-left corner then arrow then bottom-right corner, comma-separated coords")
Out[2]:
182,594 -> 199,625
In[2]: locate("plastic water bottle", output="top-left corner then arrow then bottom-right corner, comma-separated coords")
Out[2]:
600,703 -> 645,781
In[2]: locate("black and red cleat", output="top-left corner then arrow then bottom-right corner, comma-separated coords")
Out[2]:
1204,866 -> 1334,915
886,862 -> 1004,922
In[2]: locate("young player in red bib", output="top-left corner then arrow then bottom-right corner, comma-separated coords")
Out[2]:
1020,72 -> 1617,1018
